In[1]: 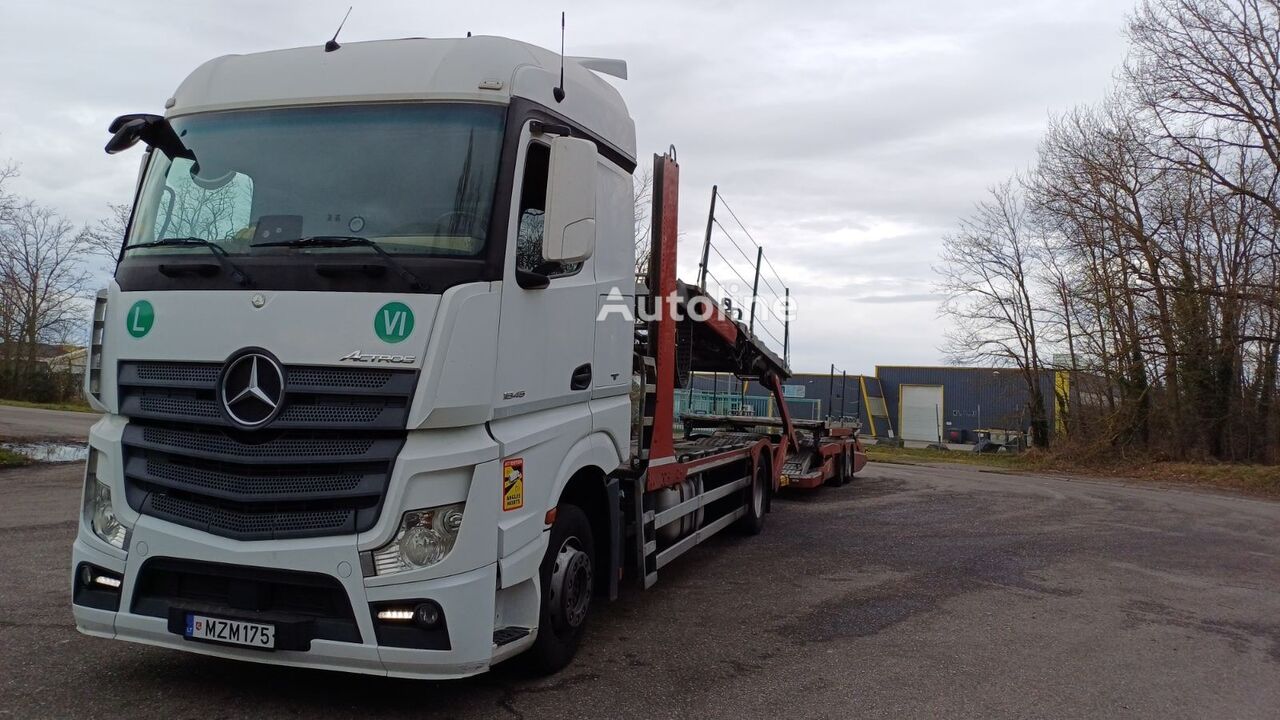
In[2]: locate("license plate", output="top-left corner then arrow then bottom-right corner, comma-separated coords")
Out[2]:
184,614 -> 275,649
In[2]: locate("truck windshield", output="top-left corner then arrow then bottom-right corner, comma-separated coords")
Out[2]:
125,104 -> 505,257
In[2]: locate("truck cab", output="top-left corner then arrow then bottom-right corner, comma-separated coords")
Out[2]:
72,36 -> 637,678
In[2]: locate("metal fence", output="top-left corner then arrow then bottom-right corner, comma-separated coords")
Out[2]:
673,390 -> 821,427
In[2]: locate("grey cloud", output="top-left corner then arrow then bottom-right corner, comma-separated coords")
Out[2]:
0,0 -> 1136,372
849,293 -> 947,304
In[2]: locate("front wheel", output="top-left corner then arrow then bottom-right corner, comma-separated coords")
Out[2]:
525,503 -> 595,675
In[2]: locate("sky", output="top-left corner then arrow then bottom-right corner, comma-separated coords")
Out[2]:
0,0 -> 1136,373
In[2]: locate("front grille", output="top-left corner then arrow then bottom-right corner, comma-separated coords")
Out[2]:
120,360 -> 414,540
140,457 -> 365,497
288,367 -> 395,389
135,362 -> 221,385
140,425 -> 380,459
131,557 -> 361,645
118,361 -> 415,431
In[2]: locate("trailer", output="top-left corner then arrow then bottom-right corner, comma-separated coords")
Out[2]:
681,415 -> 868,489
617,150 -> 865,588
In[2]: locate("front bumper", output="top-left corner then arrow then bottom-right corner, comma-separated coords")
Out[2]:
71,523 -> 500,680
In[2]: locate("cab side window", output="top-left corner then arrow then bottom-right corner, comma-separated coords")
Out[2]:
516,142 -> 581,278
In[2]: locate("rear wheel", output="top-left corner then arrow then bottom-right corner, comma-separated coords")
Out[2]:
736,459 -> 768,535
826,448 -> 854,487
826,451 -> 844,487
525,504 -> 594,675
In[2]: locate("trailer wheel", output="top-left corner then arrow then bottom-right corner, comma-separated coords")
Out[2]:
825,452 -> 844,488
830,449 -> 852,486
526,504 -> 595,674
736,461 -> 768,535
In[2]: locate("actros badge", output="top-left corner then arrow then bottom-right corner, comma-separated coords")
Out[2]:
338,350 -> 416,364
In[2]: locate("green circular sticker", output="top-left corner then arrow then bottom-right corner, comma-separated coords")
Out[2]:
126,300 -> 154,338
375,302 -> 414,343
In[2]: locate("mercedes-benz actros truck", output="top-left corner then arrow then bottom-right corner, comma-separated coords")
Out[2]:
71,34 -> 864,679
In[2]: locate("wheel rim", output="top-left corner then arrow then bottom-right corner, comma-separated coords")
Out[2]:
549,536 -> 592,632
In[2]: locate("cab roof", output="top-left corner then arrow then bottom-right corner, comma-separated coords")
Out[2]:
167,35 -> 636,163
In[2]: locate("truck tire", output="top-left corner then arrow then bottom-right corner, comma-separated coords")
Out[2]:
825,451 -> 844,488
736,461 -> 767,535
830,449 -> 852,487
525,503 -> 595,675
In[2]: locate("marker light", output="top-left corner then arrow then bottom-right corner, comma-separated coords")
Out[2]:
92,574 -> 123,589
376,608 -> 415,622
78,564 -> 123,592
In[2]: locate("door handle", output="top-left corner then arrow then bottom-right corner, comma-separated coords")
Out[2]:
571,363 -> 592,390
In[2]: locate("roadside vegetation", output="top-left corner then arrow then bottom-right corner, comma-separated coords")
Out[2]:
1,162 -> 119,408
865,443 -> 1280,497
938,0 -> 1280,465
0,398 -> 93,413
0,447 -> 30,468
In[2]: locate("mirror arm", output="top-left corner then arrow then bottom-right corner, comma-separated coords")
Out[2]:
515,269 -> 551,290
530,120 -> 573,137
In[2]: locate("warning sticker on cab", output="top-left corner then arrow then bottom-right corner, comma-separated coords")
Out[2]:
502,458 -> 524,511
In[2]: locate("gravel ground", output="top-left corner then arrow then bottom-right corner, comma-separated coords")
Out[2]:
2,459 -> 1277,719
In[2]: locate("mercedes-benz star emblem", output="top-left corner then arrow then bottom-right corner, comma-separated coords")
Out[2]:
219,351 -> 285,428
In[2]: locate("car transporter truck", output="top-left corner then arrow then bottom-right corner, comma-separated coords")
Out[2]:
70,34 -> 866,679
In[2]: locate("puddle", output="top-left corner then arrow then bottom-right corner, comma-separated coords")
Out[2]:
1,442 -> 90,463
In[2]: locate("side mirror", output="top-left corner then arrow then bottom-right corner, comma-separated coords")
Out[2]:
542,136 -> 596,264
104,113 -> 193,161
105,118 -> 149,155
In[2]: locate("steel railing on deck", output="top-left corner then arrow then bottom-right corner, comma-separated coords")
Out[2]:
695,186 -> 792,367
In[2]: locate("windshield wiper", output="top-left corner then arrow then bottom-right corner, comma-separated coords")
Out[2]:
121,237 -> 251,286
253,236 -> 427,291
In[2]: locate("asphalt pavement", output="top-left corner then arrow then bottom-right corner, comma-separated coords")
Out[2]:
1,459 -> 1277,719
0,404 -> 98,441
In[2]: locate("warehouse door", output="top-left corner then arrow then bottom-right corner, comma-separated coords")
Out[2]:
899,385 -> 944,442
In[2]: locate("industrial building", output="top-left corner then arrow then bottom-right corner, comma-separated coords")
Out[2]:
682,365 -> 1078,446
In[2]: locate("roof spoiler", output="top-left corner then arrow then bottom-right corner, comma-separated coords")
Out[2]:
568,56 -> 627,80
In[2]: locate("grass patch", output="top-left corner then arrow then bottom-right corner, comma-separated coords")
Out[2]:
0,398 -> 95,413
1116,460 -> 1280,497
0,447 -> 30,468
864,444 -> 1034,470
863,443 -> 1280,497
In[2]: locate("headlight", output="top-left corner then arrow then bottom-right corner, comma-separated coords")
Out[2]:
368,503 -> 464,575
84,450 -> 128,549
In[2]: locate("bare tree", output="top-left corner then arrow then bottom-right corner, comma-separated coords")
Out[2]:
633,167 -> 653,276
0,199 -> 92,396
936,0 -> 1280,462
937,178 -> 1052,447
1126,0 -> 1280,219
79,202 -> 131,262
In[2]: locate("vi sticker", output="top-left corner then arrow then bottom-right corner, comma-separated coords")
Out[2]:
375,302 -> 414,343
502,458 -> 524,512
126,300 -> 154,338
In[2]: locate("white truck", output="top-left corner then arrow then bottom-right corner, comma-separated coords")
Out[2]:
72,34 -> 862,679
